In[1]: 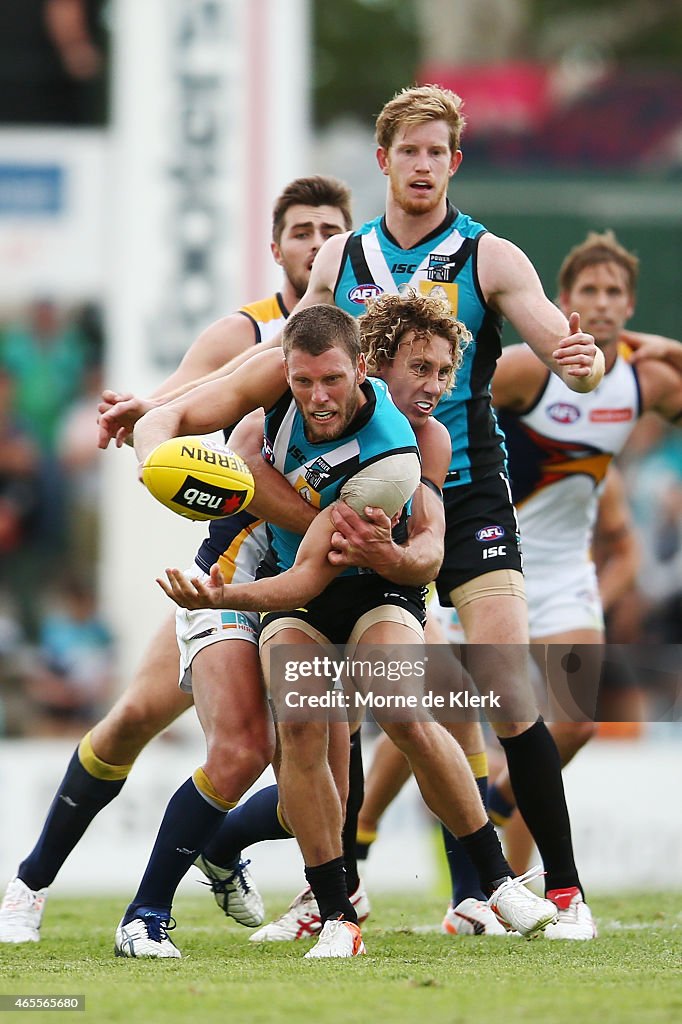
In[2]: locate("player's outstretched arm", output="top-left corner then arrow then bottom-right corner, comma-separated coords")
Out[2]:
103,347 -> 286,464
157,509 -> 341,612
97,311 -> 262,448
229,411 -> 318,535
479,234 -> 604,393
148,233 -> 350,403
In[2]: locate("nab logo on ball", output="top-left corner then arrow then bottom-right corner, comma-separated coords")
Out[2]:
142,436 -> 255,522
171,475 -> 250,517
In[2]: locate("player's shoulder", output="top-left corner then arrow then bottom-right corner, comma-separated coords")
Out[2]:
417,414 -> 451,453
477,232 -> 537,290
239,293 -> 285,324
310,230 -> 354,284
634,352 -> 681,408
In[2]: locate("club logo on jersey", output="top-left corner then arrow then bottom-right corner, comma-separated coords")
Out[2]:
304,456 -> 332,490
172,475 -> 249,515
427,253 -> 460,283
348,284 -> 383,304
476,525 -> 505,542
547,402 -> 581,424
589,408 -> 634,423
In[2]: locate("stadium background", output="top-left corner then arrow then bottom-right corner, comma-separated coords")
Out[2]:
0,0 -> 680,895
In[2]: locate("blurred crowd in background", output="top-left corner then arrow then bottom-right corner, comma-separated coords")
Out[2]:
0,0 -> 679,737
0,298 -> 115,737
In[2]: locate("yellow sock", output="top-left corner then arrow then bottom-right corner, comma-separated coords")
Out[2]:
276,802 -> 295,836
192,767 -> 237,812
78,731 -> 133,782
466,751 -> 488,781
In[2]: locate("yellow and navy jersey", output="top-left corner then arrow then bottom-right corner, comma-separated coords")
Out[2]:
196,292 -> 287,575
263,377 -> 419,573
195,511 -> 268,585
497,348 -> 641,566
333,201 -> 506,489
238,292 -> 289,345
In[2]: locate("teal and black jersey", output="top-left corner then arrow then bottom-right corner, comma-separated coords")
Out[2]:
334,201 -> 507,488
263,378 -> 419,573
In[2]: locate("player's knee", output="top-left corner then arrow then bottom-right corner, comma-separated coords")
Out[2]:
277,721 -> 328,766
380,719 -> 430,756
205,735 -> 271,795
95,697 -> 165,754
555,720 -> 598,753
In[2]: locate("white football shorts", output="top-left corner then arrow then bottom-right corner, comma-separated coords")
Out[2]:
176,565 -> 260,692
524,558 -> 604,639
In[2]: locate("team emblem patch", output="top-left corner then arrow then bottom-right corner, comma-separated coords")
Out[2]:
427,253 -> 459,283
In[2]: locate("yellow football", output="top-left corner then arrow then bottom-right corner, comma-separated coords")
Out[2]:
141,436 -> 255,522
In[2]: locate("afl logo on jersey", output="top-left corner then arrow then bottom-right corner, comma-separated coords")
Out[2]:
348,284 -> 383,304
476,525 -> 505,542
262,436 -> 275,465
547,402 -> 581,424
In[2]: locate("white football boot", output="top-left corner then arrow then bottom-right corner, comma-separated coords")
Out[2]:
488,867 -> 558,938
442,897 -> 509,936
304,919 -> 366,959
544,888 -> 597,940
195,854 -> 264,927
114,912 -> 181,958
250,882 -> 370,942
0,877 -> 48,943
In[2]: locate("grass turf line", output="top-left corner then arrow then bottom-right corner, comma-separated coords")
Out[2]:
0,892 -> 680,1024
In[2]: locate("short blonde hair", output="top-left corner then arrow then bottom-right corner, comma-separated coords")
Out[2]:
376,84 -> 466,153
360,290 -> 469,393
558,230 -> 639,296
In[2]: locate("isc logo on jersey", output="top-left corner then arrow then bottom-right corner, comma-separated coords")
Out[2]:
348,284 -> 383,304
547,402 -> 581,424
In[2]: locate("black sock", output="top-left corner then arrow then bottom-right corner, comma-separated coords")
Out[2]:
342,729 -> 364,895
201,785 -> 291,867
305,857 -> 357,925
499,717 -> 582,893
456,821 -> 512,897
19,749 -> 126,890
125,777 -> 226,919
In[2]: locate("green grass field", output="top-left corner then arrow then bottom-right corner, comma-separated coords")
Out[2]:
0,892 -> 680,1024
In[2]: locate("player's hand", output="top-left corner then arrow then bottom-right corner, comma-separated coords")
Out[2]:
156,564 -> 226,609
552,312 -> 598,377
98,394 -> 159,449
621,329 -> 682,368
328,501 -> 398,571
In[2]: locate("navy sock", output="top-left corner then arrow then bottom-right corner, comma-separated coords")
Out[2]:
305,857 -> 357,925
487,782 -> 516,826
441,775 -> 488,904
342,729 -> 364,895
126,777 -> 226,916
19,749 -> 126,890
201,784 -> 290,867
499,718 -> 581,893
